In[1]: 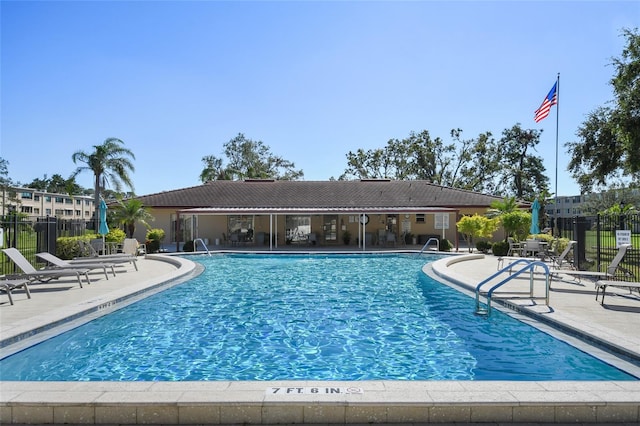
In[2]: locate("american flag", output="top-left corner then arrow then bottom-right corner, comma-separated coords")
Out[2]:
534,82 -> 558,123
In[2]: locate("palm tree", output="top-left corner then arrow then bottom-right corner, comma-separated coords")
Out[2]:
115,199 -> 154,238
71,138 -> 135,230
485,196 -> 519,218
485,196 -> 523,241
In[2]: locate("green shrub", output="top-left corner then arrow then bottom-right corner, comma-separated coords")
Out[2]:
475,240 -> 492,253
440,238 -> 452,252
146,239 -> 160,253
56,237 -> 83,260
529,233 -> 554,244
146,228 -> 165,242
492,241 -> 509,256
105,228 -> 126,243
182,240 -> 195,252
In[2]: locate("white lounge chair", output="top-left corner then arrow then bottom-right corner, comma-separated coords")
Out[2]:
2,248 -> 90,288
552,244 -> 633,283
36,252 -> 117,280
1,277 -> 31,305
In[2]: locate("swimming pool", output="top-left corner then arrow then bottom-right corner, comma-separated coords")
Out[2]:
0,253 -> 635,381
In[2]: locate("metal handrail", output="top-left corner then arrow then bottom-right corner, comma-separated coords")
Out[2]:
418,238 -> 439,255
475,260 -> 551,316
193,238 -> 212,256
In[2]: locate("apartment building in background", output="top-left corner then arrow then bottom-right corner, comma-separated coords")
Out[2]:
1,186 -> 96,219
545,195 -> 587,220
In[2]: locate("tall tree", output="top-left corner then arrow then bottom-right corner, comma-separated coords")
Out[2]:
71,138 -> 135,229
566,28 -> 640,192
497,124 -> 549,200
455,131 -> 502,194
0,157 -> 19,216
26,174 -> 81,194
200,133 -> 303,182
340,130 -> 453,181
340,127 -> 538,199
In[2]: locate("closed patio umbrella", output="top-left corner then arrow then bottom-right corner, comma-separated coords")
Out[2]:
530,198 -> 540,235
98,199 -> 109,237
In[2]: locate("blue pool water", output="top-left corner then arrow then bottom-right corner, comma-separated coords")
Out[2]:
0,253 -> 635,381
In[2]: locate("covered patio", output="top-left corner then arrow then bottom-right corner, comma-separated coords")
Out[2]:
174,206 -> 459,252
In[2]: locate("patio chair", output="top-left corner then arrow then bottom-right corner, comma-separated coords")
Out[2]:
2,248 -> 90,288
507,238 -> 522,256
547,240 -> 576,270
595,279 -> 640,305
1,277 -> 31,305
552,244 -> 633,284
522,239 -> 543,257
36,252 -> 117,280
123,238 -> 146,256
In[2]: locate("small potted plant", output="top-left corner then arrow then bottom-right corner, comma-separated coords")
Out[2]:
342,230 -> 351,245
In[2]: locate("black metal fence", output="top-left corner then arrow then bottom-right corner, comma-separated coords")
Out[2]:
553,213 -> 640,280
1,215 -> 92,275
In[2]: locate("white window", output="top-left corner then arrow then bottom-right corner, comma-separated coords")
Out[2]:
434,213 -> 450,230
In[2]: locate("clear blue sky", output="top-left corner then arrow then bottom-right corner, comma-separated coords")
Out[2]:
1,1 -> 638,198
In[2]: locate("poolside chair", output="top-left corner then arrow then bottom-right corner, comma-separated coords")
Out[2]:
76,240 -> 138,271
123,238 -> 146,256
2,248 -> 90,288
36,252 -> 117,280
1,277 -> 31,305
507,238 -> 522,256
595,279 -> 640,305
552,244 -> 633,283
522,239 -> 543,257
547,240 -> 576,270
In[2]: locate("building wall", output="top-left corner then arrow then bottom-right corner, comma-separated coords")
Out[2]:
546,195 -> 586,219
1,186 -> 95,219
140,209 -> 495,250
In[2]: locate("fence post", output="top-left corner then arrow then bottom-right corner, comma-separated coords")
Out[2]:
573,216 -> 589,269
11,210 -> 17,248
47,216 -> 57,254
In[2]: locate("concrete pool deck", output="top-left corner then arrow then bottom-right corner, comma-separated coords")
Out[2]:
1,250 -> 640,424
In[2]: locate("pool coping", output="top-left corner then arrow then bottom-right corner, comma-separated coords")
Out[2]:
1,252 -> 640,424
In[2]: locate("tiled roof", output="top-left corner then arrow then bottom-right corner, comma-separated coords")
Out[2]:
135,180 -> 507,210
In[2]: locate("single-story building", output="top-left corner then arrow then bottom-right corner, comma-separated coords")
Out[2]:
129,179 -> 515,251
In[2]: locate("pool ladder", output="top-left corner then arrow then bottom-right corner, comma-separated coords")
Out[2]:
193,238 -> 212,256
474,260 -> 550,316
418,238 -> 439,255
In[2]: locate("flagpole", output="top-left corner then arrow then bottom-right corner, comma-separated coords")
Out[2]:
554,72 -> 560,237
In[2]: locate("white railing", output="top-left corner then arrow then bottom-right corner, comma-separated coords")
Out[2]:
418,238 -> 439,255
193,238 -> 212,256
